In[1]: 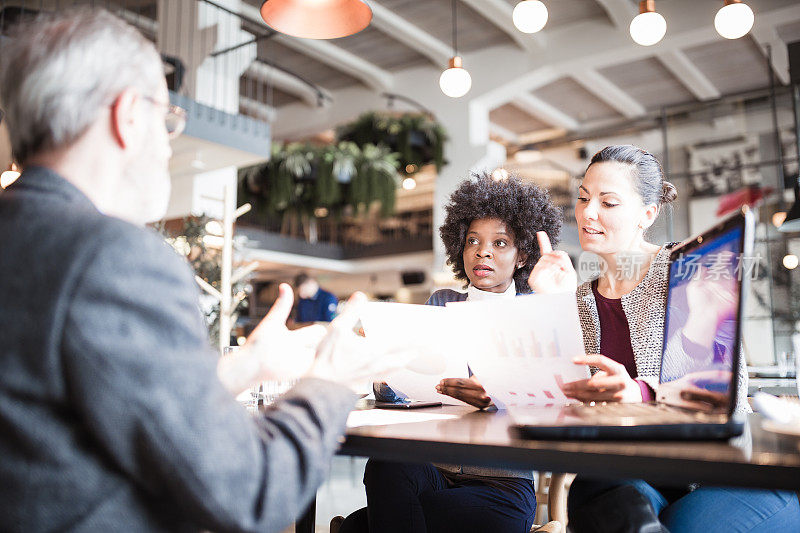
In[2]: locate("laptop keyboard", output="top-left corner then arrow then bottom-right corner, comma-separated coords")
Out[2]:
569,403 -> 717,425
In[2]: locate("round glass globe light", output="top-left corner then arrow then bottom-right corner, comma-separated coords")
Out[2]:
714,2 -> 754,40
492,168 -> 509,181
402,177 -> 417,190
629,11 -> 667,46
439,66 -> 472,98
513,1 -> 548,34
783,254 -> 799,270
0,169 -> 21,189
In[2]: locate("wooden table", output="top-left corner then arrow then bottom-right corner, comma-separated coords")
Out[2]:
296,402 -> 800,532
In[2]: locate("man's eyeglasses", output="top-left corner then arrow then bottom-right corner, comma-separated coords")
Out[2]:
142,96 -> 187,140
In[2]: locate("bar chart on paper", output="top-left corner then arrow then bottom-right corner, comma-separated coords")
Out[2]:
449,293 -> 590,409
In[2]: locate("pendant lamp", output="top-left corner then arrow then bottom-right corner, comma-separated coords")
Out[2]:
439,0 -> 471,98
260,0 -> 372,40
629,0 -> 666,46
714,0 -> 754,40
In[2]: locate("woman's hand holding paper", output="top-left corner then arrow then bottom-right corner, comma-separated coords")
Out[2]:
436,377 -> 492,409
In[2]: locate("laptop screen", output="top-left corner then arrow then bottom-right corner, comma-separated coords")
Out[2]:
659,221 -> 745,414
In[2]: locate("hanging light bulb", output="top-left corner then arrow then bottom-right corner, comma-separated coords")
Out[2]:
629,0 -> 667,46
205,219 -> 224,236
402,177 -> 417,190
441,1 -> 471,99
440,56 -> 472,98
714,0 -> 754,40
0,162 -> 20,189
492,168 -> 509,181
260,0 -> 372,39
512,1 -> 548,34
772,211 -> 787,227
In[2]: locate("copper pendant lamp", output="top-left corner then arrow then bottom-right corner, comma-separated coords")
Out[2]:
260,0 -> 372,40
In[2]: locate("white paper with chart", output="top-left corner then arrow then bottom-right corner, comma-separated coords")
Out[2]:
446,293 -> 589,409
359,302 -> 471,405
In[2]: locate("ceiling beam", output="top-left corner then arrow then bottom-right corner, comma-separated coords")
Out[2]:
369,1 -> 452,67
459,0 -> 543,53
489,122 -> 520,144
597,0 -> 720,100
245,60 -> 332,107
596,0 -> 720,102
594,0 -> 635,31
239,96 -> 277,123
750,25 -> 791,86
513,93 -> 580,131
572,70 -> 647,118
657,50 -> 721,101
239,3 -> 394,92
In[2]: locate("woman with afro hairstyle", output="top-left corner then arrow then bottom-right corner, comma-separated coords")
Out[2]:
338,171 -> 563,533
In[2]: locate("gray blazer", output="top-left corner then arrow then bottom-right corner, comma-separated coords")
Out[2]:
0,167 -> 356,532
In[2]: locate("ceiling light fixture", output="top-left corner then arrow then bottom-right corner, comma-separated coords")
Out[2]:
492,168 -> 509,181
779,183 -> 800,233
205,219 -> 224,236
402,177 -> 417,190
629,0 -> 667,46
0,162 -> 20,189
440,0 -> 471,99
259,0 -> 372,39
714,0 -> 755,40
512,1 -> 548,34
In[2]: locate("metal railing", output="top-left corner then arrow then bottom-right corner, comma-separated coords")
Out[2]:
237,207 -> 434,253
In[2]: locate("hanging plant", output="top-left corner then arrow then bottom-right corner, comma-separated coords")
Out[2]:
350,143 -> 400,217
313,142 -> 356,209
238,140 -> 401,224
336,111 -> 448,175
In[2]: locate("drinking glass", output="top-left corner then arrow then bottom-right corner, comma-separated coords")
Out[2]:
777,350 -> 789,378
262,379 -> 298,405
223,346 -> 261,411
793,334 -> 800,397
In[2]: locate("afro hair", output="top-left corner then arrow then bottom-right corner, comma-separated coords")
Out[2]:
440,171 -> 562,292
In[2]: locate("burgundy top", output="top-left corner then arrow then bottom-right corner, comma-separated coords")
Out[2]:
592,281 -> 655,402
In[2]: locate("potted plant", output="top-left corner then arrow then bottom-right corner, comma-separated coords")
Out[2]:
336,111 -> 447,175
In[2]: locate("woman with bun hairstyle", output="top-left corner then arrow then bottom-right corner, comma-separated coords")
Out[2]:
529,145 -> 800,532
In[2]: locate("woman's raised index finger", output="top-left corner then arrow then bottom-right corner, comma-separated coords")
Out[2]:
536,231 -> 553,254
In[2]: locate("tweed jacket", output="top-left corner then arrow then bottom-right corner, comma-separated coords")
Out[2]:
576,245 -> 749,412
0,167 -> 357,532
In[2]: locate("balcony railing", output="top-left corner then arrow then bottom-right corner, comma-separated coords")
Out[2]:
1,0 -> 278,155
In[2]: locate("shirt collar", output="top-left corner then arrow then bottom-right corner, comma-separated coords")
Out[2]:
466,282 -> 517,301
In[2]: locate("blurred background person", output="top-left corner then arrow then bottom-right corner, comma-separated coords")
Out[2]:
295,272 -> 339,323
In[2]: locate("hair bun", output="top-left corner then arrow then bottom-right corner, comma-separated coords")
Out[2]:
660,181 -> 678,204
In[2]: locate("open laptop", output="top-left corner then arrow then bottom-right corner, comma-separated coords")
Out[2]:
513,206 -> 755,440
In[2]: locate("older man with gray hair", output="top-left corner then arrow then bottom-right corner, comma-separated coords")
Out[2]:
0,9 -> 394,532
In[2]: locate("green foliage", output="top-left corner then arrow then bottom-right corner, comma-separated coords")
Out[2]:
156,215 -> 248,346
351,144 -> 400,216
240,140 -> 400,219
336,111 -> 448,174
238,111 -> 447,224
